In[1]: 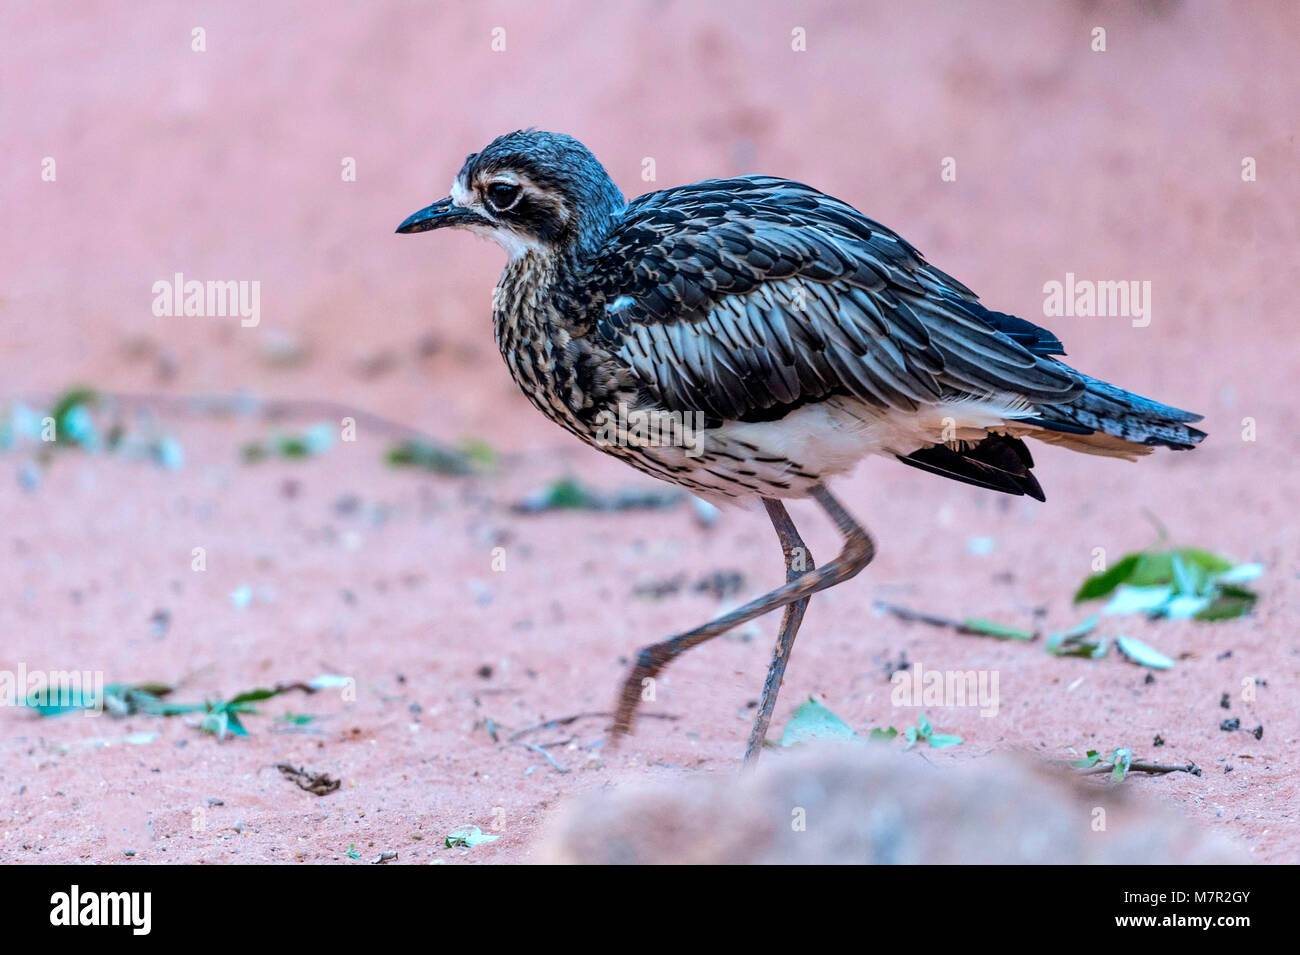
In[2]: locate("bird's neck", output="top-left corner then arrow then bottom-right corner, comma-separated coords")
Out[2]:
491,238 -> 636,442
494,248 -> 559,339
492,241 -> 596,341
492,249 -> 577,407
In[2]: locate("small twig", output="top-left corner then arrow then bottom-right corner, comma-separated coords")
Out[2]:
507,710 -> 679,743
1139,507 -> 1170,547
269,680 -> 318,696
874,600 -> 961,629
275,762 -> 341,794
516,743 -> 570,774
1079,760 -> 1201,777
874,600 -> 1036,641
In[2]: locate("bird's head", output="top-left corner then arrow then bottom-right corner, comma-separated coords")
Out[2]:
396,130 -> 625,261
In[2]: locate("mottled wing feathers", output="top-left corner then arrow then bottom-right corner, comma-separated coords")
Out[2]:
609,278 -> 946,420
949,301 -> 1066,357
587,176 -> 1082,422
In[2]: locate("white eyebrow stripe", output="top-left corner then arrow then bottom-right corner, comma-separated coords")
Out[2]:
450,177 -> 473,207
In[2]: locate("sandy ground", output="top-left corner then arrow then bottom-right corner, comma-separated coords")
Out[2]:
1,0 -> 1297,863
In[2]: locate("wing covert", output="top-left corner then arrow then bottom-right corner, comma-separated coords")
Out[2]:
587,176 -> 1082,422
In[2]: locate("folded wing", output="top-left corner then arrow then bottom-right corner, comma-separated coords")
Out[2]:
586,176 -> 1084,424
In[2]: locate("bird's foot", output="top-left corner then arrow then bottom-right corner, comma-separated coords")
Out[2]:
608,644 -> 664,744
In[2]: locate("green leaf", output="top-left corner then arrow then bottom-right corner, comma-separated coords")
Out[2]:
228,687 -> 279,705
385,439 -> 473,476
26,686 -> 97,716
1215,563 -> 1263,584
152,436 -> 185,470
542,476 -> 593,509
1074,547 -> 1259,624
1046,615 -> 1107,658
904,713 -> 961,748
239,423 -> 337,460
1126,552 -> 1174,587
1073,554 -> 1140,603
224,710 -> 250,737
308,674 -> 351,691
1069,750 -> 1102,769
301,422 -> 336,455
1163,594 -> 1213,619
960,618 -> 1035,641
50,387 -> 99,423
445,825 -> 499,849
780,697 -> 860,746
458,437 -> 498,470
1058,616 -> 1100,640
1170,553 -> 1197,596
1110,747 -> 1133,781
1195,585 -> 1258,621
1173,548 -> 1235,577
50,386 -> 100,447
278,436 -> 310,457
868,726 -> 898,742
1116,635 -> 1174,670
1103,584 -> 1175,616
27,680 -> 202,719
200,710 -> 229,740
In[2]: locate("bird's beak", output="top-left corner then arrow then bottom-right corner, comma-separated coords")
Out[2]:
395,197 -> 484,234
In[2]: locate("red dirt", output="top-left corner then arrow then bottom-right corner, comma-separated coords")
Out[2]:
1,0 -> 1296,864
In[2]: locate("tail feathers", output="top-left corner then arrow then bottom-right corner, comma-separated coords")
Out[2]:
897,433 -> 1045,501
1036,371 -> 1206,453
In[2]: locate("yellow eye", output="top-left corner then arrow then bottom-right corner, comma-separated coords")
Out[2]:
486,182 -> 522,211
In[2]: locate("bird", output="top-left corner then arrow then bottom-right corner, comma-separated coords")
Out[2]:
397,129 -> 1206,762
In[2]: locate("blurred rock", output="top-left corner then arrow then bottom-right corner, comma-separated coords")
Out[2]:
536,745 -> 1245,864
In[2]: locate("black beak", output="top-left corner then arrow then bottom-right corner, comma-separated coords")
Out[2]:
396,197 -> 483,234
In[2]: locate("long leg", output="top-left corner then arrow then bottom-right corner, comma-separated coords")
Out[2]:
611,485 -> 875,747
743,499 -> 815,764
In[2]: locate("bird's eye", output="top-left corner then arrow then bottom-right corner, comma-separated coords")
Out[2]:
485,182 -> 522,211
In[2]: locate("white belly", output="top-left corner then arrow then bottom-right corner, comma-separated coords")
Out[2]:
639,396 -> 1034,500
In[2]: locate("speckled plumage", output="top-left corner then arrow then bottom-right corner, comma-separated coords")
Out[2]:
398,130 -> 1206,758
404,131 -> 1203,502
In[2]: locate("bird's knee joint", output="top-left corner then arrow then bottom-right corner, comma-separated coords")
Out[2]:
841,535 -> 875,573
